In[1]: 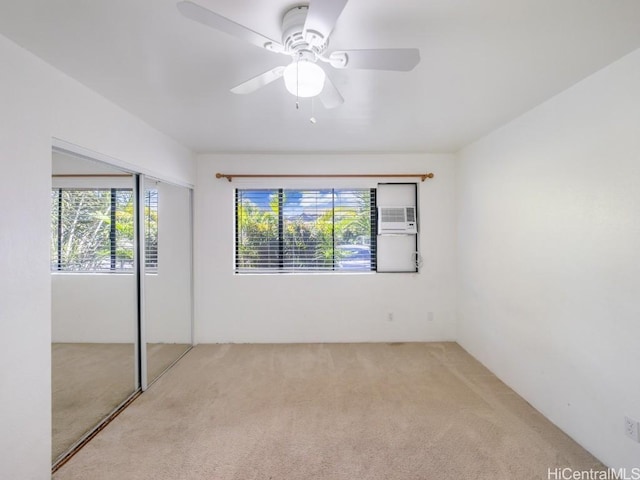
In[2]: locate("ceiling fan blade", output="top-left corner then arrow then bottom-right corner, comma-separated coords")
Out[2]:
230,66 -> 286,95
303,0 -> 348,42
319,75 -> 344,109
177,1 -> 284,53
329,48 -> 420,71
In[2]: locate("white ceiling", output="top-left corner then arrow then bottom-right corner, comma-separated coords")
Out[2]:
2,0 -> 640,153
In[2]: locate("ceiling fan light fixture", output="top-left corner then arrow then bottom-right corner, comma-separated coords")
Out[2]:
283,61 -> 326,98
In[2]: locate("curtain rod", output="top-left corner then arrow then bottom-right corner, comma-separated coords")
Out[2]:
215,173 -> 434,182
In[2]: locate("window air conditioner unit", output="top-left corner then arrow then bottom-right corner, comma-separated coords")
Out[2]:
378,206 -> 417,234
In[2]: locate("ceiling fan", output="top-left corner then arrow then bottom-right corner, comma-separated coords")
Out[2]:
177,0 -> 420,109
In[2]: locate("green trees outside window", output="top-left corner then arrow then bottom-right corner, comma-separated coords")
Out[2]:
235,188 -> 376,273
51,188 -> 158,272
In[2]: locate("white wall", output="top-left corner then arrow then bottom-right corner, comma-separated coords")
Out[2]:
456,47 -> 640,468
0,33 -> 194,480
195,154 -> 456,343
51,275 -> 136,343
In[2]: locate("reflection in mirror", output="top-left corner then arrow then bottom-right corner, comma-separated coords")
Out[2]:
51,150 -> 137,462
144,178 -> 193,385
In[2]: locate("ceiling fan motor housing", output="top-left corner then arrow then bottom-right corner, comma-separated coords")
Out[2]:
282,6 -> 328,59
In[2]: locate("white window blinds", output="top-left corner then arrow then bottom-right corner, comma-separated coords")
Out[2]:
50,188 -> 159,273
51,188 -> 135,272
144,188 -> 158,273
235,188 -> 376,273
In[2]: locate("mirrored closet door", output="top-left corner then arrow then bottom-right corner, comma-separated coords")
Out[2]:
51,150 -> 193,466
143,177 -> 193,385
51,151 -> 138,462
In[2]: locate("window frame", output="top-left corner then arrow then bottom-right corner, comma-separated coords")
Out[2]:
234,187 -> 377,275
50,187 -> 159,274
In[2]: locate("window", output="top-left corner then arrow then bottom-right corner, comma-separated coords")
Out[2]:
144,188 -> 159,273
51,188 -> 158,273
235,188 -> 376,273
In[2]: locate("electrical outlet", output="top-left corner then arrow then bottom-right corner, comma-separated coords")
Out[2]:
387,312 -> 394,322
624,416 -> 640,442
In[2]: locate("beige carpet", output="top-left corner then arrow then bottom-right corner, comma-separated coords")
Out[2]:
147,343 -> 192,385
52,343 -> 136,461
53,343 -> 604,479
53,343 -> 190,461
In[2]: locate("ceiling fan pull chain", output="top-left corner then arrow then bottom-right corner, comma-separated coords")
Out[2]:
296,56 -> 300,109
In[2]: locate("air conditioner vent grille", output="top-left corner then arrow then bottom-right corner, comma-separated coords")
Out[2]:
406,207 -> 416,222
381,207 -> 406,223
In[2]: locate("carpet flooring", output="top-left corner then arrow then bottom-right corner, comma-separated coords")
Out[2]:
53,343 -> 604,479
52,343 -> 190,461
